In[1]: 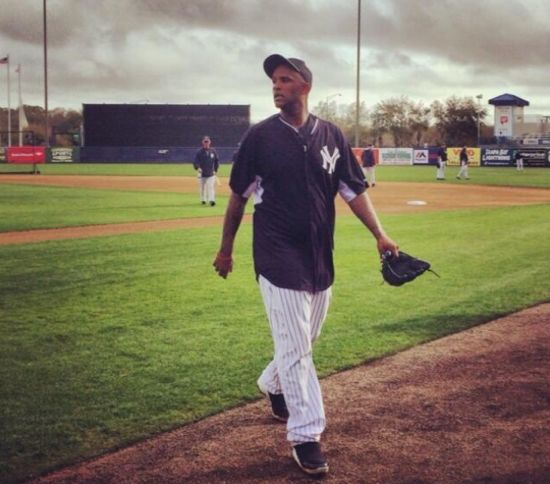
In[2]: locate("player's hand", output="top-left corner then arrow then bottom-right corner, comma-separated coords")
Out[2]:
377,235 -> 399,260
213,251 -> 233,279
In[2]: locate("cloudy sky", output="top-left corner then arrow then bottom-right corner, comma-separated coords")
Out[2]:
1,0 -> 550,122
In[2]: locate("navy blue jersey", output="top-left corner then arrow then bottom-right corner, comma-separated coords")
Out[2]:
230,114 -> 366,292
361,148 -> 375,167
194,148 -> 220,177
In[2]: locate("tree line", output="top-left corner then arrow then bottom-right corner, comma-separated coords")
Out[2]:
313,95 -> 489,147
0,106 -> 82,146
1,95 -> 488,148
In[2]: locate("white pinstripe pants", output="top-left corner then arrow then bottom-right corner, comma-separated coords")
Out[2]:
199,175 -> 216,203
257,275 -> 331,444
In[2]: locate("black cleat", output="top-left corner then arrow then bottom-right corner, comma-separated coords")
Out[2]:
267,392 -> 289,422
210,201 -> 216,206
258,384 -> 289,422
292,442 -> 329,475
201,201 -> 206,205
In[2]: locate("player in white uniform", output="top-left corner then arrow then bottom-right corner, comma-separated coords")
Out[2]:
194,136 -> 220,206
213,54 -> 398,476
456,146 -> 470,180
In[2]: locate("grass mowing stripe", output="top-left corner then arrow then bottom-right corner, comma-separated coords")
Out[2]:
1,204 -> 549,482
2,163 -> 549,187
0,163 -> 227,177
0,184 -> 231,232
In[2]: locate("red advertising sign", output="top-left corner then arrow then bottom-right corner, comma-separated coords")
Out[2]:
7,146 -> 46,164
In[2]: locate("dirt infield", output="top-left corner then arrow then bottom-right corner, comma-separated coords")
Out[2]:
32,304 -> 550,483
1,175 -> 550,245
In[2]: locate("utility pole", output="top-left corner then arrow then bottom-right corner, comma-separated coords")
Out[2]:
43,0 -> 49,147
354,0 -> 361,147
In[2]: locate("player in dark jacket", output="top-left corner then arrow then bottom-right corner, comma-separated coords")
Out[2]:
436,145 -> 447,180
361,143 -> 376,186
213,54 -> 399,476
194,136 -> 220,206
456,146 -> 470,180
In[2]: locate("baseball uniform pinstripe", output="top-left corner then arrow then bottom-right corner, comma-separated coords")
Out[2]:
228,113 -> 366,445
257,275 -> 331,443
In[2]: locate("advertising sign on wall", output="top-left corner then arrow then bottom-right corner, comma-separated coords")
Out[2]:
50,147 -> 77,163
519,149 -> 547,167
447,147 -> 480,167
379,148 -> 413,165
481,148 -> 513,167
413,149 -> 429,165
7,147 -> 46,164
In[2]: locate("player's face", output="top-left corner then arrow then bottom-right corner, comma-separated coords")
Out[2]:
271,65 -> 309,110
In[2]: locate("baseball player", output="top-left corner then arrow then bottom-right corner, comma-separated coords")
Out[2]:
456,146 -> 470,180
361,143 -> 376,186
213,54 -> 399,476
514,150 -> 524,171
436,144 -> 447,180
194,136 -> 220,206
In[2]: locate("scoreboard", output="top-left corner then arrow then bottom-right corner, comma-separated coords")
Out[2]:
83,104 -> 250,147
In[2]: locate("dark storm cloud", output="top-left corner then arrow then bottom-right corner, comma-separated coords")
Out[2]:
364,0 -> 550,69
0,0 -> 549,113
3,0 -> 548,70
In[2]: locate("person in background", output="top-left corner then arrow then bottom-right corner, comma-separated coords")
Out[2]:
436,144 -> 447,180
361,143 -> 376,187
194,136 -> 220,206
456,146 -> 470,180
514,150 -> 524,171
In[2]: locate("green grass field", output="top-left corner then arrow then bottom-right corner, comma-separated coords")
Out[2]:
1,162 -> 550,188
0,166 -> 549,482
0,184 -> 231,232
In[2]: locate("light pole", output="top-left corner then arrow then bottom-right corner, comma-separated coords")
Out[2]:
43,0 -> 49,147
476,94 -> 483,146
354,0 -> 361,147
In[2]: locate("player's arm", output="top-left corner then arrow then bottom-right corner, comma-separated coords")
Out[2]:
213,191 -> 248,278
347,192 -> 399,259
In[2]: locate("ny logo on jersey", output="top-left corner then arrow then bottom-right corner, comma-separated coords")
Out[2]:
320,145 -> 340,174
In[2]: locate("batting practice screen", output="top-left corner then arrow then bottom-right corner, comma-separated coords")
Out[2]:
83,104 -> 250,147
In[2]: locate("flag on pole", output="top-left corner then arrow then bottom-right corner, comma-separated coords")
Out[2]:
0,56 -> 8,64
19,105 -> 29,130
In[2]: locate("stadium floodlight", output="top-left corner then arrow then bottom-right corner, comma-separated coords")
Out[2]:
354,0 -> 361,147
43,0 -> 49,147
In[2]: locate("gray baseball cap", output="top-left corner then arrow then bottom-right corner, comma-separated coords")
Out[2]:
263,54 -> 313,85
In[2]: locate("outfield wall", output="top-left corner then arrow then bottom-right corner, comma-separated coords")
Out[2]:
352,146 -> 550,168
2,146 -> 550,167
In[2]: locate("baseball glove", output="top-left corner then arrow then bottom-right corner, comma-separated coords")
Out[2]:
381,251 -> 438,286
